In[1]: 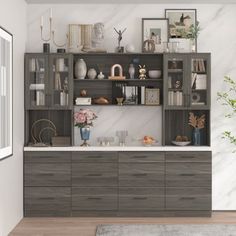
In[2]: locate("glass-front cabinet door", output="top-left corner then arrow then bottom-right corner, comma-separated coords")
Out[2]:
164,54 -> 187,109
49,54 -> 73,109
25,54 -> 48,109
189,54 -> 210,109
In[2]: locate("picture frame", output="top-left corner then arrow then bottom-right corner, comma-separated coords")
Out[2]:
0,26 -> 13,161
145,88 -> 160,105
142,18 -> 169,53
165,9 -> 197,52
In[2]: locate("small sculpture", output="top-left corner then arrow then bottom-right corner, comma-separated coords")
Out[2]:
143,39 -> 155,53
114,27 -> 127,53
109,64 -> 126,80
92,22 -> 105,51
139,65 -> 147,80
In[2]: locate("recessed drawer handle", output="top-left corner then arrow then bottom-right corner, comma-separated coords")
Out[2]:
180,174 -> 195,177
87,174 -> 102,177
39,197 -> 55,200
180,197 -> 196,200
132,156 -> 147,159
87,156 -> 103,158
132,173 -> 147,177
133,197 -> 148,200
87,197 -> 102,200
180,156 -> 196,159
37,173 -> 55,176
36,156 -> 55,158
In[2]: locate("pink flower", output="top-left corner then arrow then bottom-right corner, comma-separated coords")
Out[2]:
74,112 -> 86,124
74,109 -> 97,127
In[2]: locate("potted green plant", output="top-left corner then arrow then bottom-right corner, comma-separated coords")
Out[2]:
217,76 -> 236,147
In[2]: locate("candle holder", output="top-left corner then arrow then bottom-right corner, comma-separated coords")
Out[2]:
40,9 -> 68,49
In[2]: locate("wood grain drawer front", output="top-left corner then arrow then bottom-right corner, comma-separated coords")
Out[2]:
166,187 -> 211,211
24,187 -> 71,216
72,187 -> 117,211
166,152 -> 211,163
24,163 -> 71,187
72,152 -> 117,162
119,187 -> 164,210
119,152 -> 165,163
166,162 -> 211,187
119,163 -> 165,187
24,151 -> 71,163
72,163 -> 118,187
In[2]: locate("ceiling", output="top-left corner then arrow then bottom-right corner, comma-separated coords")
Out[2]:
25,0 -> 236,4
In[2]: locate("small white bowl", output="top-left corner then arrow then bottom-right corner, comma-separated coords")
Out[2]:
148,70 -> 162,79
172,141 -> 191,146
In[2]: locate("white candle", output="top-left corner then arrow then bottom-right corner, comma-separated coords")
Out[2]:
50,8 -> 52,19
41,16 -> 43,27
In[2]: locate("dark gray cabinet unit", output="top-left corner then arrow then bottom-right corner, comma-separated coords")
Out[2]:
24,151 -> 212,217
163,53 -> 211,147
24,151 -> 71,216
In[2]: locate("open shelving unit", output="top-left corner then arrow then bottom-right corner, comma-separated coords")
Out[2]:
24,52 -> 211,147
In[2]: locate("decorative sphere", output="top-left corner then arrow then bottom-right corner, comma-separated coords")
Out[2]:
125,44 -> 135,53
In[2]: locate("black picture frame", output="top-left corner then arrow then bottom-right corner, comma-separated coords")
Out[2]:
0,26 -> 13,161
142,18 -> 169,53
165,9 -> 197,52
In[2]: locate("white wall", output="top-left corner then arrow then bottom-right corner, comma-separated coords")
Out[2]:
27,4 -> 236,210
0,0 -> 26,235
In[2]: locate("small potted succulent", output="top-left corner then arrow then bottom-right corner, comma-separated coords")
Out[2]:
74,109 -> 97,146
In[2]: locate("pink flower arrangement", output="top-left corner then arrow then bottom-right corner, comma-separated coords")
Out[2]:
74,109 -> 97,128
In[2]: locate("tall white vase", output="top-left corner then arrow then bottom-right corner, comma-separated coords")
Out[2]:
75,59 -> 87,79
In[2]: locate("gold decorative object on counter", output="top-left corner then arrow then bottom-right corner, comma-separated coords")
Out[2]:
30,119 -> 57,147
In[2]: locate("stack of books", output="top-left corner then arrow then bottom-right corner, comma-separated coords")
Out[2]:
168,91 -> 183,106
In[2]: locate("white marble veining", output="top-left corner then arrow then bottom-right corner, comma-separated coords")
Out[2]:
26,4 -> 236,210
24,146 -> 212,151
74,106 -> 162,146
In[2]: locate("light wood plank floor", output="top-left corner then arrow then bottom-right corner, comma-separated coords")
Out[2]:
10,212 -> 236,236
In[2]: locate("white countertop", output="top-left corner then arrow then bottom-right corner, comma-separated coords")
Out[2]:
24,146 -> 212,152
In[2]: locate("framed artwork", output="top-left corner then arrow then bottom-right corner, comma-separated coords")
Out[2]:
145,88 -> 160,105
142,18 -> 169,53
165,9 -> 197,52
0,26 -> 13,160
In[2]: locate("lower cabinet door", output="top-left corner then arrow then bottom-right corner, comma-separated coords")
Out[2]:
166,187 -> 211,211
24,187 -> 71,216
72,187 -> 118,211
119,187 -> 165,211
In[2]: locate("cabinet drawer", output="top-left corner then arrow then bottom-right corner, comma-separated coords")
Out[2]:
72,152 -> 117,162
166,162 -> 211,187
72,163 -> 118,187
119,163 -> 164,187
166,152 -> 211,163
72,187 -> 117,211
166,187 -> 211,210
119,187 -> 164,210
24,163 -> 71,186
24,151 -> 71,163
119,152 -> 164,163
24,187 -> 71,216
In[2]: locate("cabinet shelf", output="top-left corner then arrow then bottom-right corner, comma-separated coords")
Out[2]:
74,78 -> 163,82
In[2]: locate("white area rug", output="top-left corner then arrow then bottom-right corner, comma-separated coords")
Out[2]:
96,224 -> 236,236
